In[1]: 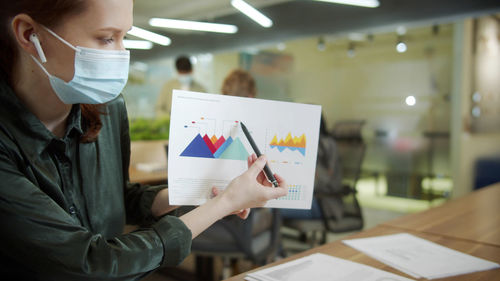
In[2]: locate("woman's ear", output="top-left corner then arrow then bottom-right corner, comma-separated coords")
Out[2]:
11,14 -> 42,59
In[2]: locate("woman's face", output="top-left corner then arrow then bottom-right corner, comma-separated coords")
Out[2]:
37,0 -> 133,82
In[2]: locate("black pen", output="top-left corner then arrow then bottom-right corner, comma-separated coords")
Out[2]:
240,122 -> 279,187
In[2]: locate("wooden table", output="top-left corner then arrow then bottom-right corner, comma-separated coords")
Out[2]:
225,225 -> 500,281
129,166 -> 167,186
224,183 -> 500,281
382,183 -> 500,247
129,140 -> 168,185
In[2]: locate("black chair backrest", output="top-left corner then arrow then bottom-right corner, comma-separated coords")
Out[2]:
219,208 -> 280,265
331,120 -> 366,188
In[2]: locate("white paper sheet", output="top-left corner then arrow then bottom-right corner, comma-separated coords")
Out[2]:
343,233 -> 500,279
168,90 -> 321,209
245,253 -> 415,281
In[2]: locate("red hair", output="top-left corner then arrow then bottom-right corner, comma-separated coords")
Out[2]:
221,69 -> 257,98
1,0 -> 103,143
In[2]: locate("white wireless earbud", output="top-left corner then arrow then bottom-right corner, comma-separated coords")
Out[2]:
29,33 -> 47,63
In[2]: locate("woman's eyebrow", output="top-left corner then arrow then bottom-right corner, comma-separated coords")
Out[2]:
97,27 -> 131,33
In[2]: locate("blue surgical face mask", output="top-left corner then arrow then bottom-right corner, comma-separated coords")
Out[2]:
31,26 -> 130,104
178,74 -> 193,87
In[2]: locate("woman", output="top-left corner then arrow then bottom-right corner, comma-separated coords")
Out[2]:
0,1 -> 287,280
222,69 -> 256,98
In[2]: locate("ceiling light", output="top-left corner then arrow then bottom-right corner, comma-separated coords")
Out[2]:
149,18 -> 238,34
231,0 -> 273,28
314,0 -> 380,8
396,35 -> 407,53
123,39 -> 153,50
396,41 -> 407,53
405,95 -> 416,106
127,26 -> 171,46
396,26 -> 407,35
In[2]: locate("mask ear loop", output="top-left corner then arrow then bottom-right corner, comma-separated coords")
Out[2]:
31,55 -> 51,78
41,25 -> 79,52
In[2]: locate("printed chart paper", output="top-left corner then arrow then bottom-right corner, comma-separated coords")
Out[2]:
168,90 -> 321,209
245,253 -> 415,281
343,233 -> 500,279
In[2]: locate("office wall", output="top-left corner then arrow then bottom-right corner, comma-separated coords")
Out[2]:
252,25 -> 454,179
276,26 -> 453,136
451,17 -> 500,198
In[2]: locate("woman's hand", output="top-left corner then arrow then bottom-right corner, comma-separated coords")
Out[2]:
218,154 -> 288,214
211,187 -> 251,219
179,154 -> 287,239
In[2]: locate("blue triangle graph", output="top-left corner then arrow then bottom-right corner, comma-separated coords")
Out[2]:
213,136 -> 233,158
180,134 -> 215,158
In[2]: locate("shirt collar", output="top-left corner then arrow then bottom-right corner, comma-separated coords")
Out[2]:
0,80 -> 83,157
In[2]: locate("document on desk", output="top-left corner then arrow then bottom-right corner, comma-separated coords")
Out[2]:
244,253 -> 415,281
168,90 -> 321,209
343,233 -> 500,279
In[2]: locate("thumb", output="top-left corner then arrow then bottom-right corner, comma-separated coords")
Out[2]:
247,155 -> 267,177
211,186 -> 220,198
263,185 -> 288,200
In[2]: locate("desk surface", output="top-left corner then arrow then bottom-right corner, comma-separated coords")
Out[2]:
129,167 -> 167,186
382,183 -> 500,246
224,183 -> 500,281
225,225 -> 500,281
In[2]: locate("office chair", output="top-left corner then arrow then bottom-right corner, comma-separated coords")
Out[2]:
282,120 -> 365,248
191,208 -> 281,280
325,120 -> 365,232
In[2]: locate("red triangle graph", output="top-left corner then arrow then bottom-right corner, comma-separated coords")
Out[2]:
202,134 -> 217,154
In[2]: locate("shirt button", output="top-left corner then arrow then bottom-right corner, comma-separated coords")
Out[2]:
69,206 -> 77,215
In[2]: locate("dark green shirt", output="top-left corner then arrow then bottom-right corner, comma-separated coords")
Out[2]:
0,81 -> 191,280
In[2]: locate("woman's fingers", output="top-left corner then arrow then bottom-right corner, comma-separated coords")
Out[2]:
262,173 -> 287,199
247,155 -> 252,168
248,154 -> 268,185
248,155 -> 274,186
235,208 -> 251,219
247,154 -> 257,168
212,186 -> 220,196
247,155 -> 267,178
275,173 -> 286,187
257,170 -> 268,185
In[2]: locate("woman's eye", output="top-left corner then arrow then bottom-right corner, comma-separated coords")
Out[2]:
102,38 -> 114,44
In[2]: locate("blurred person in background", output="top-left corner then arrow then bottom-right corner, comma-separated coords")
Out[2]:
222,69 -> 257,98
155,55 -> 206,118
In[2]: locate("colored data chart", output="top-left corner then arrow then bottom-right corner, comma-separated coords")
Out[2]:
269,133 -> 306,156
180,119 -> 249,161
180,134 -> 249,161
277,184 -> 303,201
